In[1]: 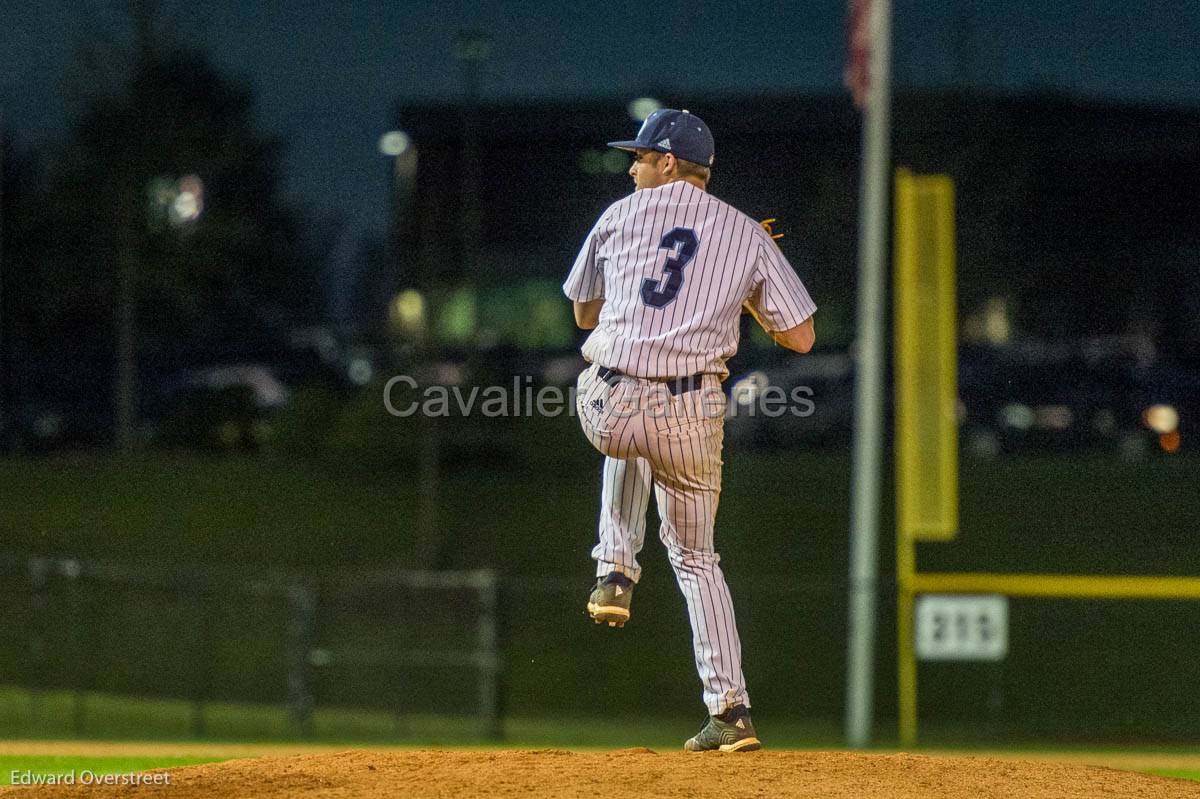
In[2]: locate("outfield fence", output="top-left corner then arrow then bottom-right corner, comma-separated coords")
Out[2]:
0,554 -> 501,738
4,552 -> 1200,742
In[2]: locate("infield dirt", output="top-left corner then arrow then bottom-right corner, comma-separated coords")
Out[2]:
4,748 -> 1200,798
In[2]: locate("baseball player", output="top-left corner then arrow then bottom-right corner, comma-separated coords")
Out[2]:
563,108 -> 816,752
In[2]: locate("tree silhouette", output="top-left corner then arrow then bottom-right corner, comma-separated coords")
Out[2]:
31,6 -> 317,353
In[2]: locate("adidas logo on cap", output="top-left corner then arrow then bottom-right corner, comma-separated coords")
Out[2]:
656,138 -> 671,150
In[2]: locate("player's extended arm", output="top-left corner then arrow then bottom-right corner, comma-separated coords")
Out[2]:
746,216 -> 814,352
744,302 -> 815,353
573,298 -> 605,330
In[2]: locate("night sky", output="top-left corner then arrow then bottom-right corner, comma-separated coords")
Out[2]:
3,0 -> 1198,303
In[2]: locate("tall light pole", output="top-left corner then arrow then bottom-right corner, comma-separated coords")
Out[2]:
0,106 -> 6,435
0,107 -> 6,437
114,188 -> 138,454
454,31 -> 490,302
379,130 -> 418,271
381,130 -> 443,568
845,0 -> 894,749
114,0 -> 160,454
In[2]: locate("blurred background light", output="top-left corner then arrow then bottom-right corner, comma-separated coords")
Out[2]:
147,176 -> 176,213
1143,404 -> 1179,434
145,174 -> 204,227
732,370 -> 769,407
172,191 -> 200,222
1035,405 -> 1073,431
1000,403 -> 1035,431
601,150 -> 627,174
983,297 -> 1011,344
579,149 -> 603,175
579,148 -> 632,176
389,289 -> 427,332
438,287 -> 478,342
627,97 -> 661,121
962,296 -> 1013,344
378,130 -> 411,157
346,357 -> 373,386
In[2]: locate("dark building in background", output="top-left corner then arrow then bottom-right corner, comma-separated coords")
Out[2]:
382,92 -> 1200,357
385,95 -> 857,302
891,92 -> 1200,358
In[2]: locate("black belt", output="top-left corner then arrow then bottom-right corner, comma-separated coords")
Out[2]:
596,365 -> 705,396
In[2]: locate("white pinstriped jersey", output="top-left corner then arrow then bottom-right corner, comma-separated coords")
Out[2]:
563,180 -> 816,379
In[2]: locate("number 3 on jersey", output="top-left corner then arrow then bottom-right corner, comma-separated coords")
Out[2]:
641,227 -> 699,308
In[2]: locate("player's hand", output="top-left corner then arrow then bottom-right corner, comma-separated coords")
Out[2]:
759,218 -> 784,240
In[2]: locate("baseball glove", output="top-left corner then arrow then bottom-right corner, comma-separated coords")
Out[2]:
759,217 -> 784,240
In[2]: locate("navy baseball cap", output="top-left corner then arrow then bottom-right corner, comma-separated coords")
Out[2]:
608,108 -> 715,167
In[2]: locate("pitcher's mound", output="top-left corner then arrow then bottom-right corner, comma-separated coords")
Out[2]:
7,748 -> 1200,798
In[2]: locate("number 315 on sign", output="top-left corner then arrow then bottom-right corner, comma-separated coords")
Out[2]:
915,594 -> 1008,661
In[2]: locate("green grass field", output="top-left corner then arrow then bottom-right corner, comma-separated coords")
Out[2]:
2,451 -> 1196,575
0,756 -> 217,785
1,686 -> 1199,787
1,452 -> 1199,767
0,685 -> 842,748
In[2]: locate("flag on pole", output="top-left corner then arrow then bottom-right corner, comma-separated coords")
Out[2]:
845,0 -> 872,110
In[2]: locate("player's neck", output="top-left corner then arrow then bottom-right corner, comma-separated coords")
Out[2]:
663,175 -> 707,192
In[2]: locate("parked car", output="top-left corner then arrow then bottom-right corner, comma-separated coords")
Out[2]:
726,341 -> 1198,457
152,364 -> 290,451
953,344 -> 1195,458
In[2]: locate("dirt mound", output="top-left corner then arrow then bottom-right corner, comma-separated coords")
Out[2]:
5,748 -> 1199,798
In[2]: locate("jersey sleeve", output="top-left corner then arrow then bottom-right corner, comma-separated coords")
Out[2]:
562,214 -> 607,302
745,233 -> 817,332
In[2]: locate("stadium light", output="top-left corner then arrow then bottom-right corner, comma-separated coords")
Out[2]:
627,97 -> 661,121
378,131 -> 411,157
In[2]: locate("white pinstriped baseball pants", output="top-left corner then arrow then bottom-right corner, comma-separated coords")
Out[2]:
576,364 -> 749,715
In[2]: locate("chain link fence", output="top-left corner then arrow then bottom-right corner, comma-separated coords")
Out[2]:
0,555 -> 500,738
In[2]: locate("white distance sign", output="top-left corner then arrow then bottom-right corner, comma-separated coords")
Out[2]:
915,594 -> 1008,661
